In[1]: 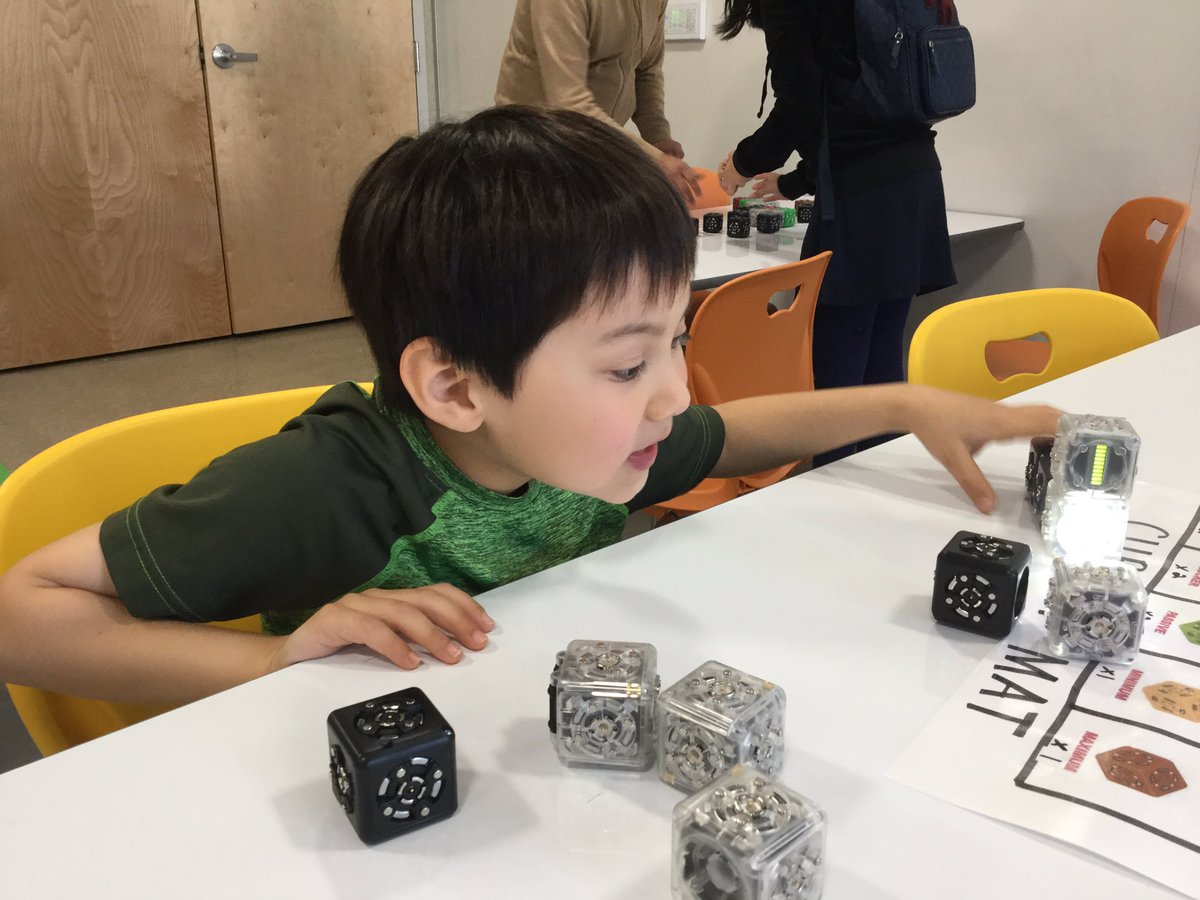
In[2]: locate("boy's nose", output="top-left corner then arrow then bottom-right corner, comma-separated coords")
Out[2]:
651,363 -> 691,421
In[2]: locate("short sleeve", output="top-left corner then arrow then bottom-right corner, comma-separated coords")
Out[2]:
99,385 -> 436,623
627,405 -> 726,511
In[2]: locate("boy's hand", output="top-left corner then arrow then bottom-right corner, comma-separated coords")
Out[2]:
270,584 -> 494,672
904,385 -> 1061,514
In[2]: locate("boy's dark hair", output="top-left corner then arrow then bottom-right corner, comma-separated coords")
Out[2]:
338,106 -> 696,413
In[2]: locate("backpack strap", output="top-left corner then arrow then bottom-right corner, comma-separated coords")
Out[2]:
756,60 -> 770,119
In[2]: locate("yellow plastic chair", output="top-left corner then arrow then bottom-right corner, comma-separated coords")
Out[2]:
0,383 -> 361,755
985,197 -> 1189,380
908,289 -> 1158,400
650,252 -> 831,517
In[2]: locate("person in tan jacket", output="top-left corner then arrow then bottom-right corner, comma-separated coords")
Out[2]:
495,0 -> 701,201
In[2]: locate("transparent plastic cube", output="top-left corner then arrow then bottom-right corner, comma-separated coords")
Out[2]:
549,640 -> 659,770
1043,493 -> 1130,561
1045,559 -> 1147,664
657,661 -> 786,794
672,764 -> 826,900
1042,414 -> 1139,559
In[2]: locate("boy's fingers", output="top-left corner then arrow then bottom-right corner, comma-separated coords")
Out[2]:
943,444 -> 996,513
358,584 -> 492,639
346,613 -> 423,669
359,601 -> 467,664
290,607 -> 422,672
997,404 -> 1062,440
424,582 -> 494,629
416,584 -> 493,647
349,589 -> 480,658
401,589 -> 490,651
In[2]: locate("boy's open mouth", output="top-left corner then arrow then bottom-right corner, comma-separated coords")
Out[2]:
627,443 -> 659,471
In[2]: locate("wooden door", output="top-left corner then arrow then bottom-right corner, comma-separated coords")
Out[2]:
0,0 -> 231,370
196,0 -> 420,333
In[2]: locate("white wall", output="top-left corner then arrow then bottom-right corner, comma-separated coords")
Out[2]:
432,0 -> 1200,335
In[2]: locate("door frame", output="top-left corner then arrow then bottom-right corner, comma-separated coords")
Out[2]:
413,0 -> 440,130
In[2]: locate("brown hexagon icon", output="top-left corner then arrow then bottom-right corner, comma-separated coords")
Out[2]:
1143,681 -> 1200,723
1096,746 -> 1188,797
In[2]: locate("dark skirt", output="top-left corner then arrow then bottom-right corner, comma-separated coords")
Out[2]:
801,168 -> 957,306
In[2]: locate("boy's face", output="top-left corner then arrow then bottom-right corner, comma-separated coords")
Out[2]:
472,272 -> 692,504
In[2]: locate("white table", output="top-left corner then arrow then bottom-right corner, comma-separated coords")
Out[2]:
0,329 -> 1192,900
692,209 -> 1024,289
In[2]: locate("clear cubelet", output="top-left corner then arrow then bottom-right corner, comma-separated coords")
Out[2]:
548,640 -> 659,770
1045,559 -> 1147,664
657,660 -> 786,794
672,764 -> 826,900
1042,413 -> 1140,560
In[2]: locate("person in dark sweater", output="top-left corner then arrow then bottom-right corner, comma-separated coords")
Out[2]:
716,0 -> 957,464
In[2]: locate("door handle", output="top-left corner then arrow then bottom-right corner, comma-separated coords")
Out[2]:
212,43 -> 258,69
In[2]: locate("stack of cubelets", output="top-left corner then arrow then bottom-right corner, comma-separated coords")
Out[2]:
549,640 -> 827,899
1037,414 -> 1148,665
932,414 -> 1148,662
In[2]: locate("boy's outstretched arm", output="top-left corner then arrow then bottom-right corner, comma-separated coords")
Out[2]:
710,383 -> 1062,513
0,525 -> 492,704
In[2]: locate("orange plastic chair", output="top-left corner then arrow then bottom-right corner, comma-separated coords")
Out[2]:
651,252 -> 832,517
909,289 -> 1158,401
687,167 -> 731,211
986,197 -> 1189,379
0,384 -> 368,755
1098,196 -> 1191,327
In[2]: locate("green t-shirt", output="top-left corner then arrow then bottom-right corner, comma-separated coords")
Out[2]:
99,383 -> 725,633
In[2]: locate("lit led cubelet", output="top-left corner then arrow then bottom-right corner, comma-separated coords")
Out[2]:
1045,493 -> 1130,561
672,764 -> 826,900
1045,559 -> 1147,664
657,661 -> 786,794
548,640 -> 659,770
1042,413 -> 1140,559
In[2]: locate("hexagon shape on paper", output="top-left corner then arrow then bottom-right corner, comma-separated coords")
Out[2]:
1143,681 -> 1200,723
1096,746 -> 1188,797
1180,620 -> 1200,646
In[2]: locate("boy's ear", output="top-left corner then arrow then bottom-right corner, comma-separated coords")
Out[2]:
398,337 -> 485,432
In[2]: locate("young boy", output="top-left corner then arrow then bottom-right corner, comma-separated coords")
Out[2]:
0,107 -> 1058,705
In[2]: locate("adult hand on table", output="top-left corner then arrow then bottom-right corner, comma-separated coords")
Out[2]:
661,155 -> 702,203
270,584 -> 494,672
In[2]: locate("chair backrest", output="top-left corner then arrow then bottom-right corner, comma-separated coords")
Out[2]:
1097,196 -> 1191,327
908,289 -> 1159,400
0,384 -> 340,755
688,167 -> 731,211
688,252 -> 831,489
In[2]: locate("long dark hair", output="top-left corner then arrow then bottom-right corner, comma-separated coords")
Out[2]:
715,0 -> 762,40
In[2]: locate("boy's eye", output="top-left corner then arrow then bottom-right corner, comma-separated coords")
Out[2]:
671,331 -> 691,350
611,362 -> 648,382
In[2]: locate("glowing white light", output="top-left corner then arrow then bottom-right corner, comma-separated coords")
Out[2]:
1048,494 -> 1128,561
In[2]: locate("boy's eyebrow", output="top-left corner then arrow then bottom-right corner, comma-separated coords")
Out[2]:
598,322 -> 666,342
